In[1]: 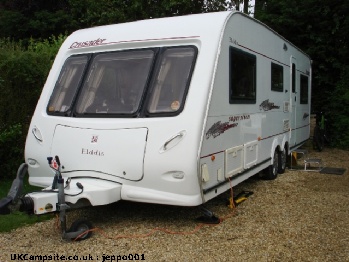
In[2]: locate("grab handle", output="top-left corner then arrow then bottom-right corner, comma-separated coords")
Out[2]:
32,127 -> 43,142
163,133 -> 183,150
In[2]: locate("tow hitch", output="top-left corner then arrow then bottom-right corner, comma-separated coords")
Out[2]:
1,156 -> 93,241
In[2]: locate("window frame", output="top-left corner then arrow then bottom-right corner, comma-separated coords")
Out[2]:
73,48 -> 157,118
292,63 -> 296,93
271,62 -> 284,92
46,46 -> 198,118
144,45 -> 198,117
47,54 -> 90,116
300,74 -> 309,104
229,47 -> 257,104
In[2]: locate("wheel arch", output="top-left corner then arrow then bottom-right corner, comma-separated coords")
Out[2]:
270,138 -> 281,164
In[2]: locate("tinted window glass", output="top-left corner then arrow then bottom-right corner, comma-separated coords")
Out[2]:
229,47 -> 256,104
47,46 -> 197,118
47,56 -> 88,114
292,63 -> 296,93
300,74 -> 308,104
271,62 -> 283,92
75,49 -> 154,115
147,47 -> 196,114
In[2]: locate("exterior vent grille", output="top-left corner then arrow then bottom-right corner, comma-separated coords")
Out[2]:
283,119 -> 290,131
284,101 -> 290,112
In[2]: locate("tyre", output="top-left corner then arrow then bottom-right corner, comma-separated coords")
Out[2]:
264,149 -> 279,180
68,219 -> 93,241
278,149 -> 287,174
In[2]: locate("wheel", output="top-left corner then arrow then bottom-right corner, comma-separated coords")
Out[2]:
264,149 -> 279,180
68,219 -> 93,241
278,149 -> 287,174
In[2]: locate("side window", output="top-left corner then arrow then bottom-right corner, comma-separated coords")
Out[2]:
147,46 -> 197,115
229,47 -> 256,104
47,55 -> 88,114
271,62 -> 283,92
300,74 -> 309,104
292,63 -> 296,93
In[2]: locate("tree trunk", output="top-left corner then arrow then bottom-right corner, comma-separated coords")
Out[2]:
243,0 -> 249,14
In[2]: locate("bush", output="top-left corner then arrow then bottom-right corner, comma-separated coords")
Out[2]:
0,124 -> 23,180
0,36 -> 66,181
328,67 -> 349,149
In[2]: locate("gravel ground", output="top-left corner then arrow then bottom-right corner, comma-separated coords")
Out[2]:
0,146 -> 348,262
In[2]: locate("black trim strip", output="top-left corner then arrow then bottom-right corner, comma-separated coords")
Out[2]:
203,158 -> 271,194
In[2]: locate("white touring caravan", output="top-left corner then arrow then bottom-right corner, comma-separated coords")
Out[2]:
4,11 -> 312,239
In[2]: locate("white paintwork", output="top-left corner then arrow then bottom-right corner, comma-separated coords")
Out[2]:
28,178 -> 122,214
24,11 -> 311,212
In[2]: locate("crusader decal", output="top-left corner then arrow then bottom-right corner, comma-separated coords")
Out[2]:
206,121 -> 238,139
259,99 -> 280,111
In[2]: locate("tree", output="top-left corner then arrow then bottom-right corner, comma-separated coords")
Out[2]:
0,0 -> 233,41
255,0 -> 349,148
232,0 -> 249,14
0,0 -> 71,40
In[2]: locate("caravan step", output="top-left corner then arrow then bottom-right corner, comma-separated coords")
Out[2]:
304,158 -> 323,172
290,149 -> 323,172
293,149 -> 308,159
290,149 -> 309,169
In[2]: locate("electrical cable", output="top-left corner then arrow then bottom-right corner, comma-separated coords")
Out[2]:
54,177 -> 242,241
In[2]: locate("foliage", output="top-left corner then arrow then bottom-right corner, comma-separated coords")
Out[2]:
0,0 -> 71,40
0,0 -> 233,41
328,67 -> 349,149
0,36 -> 66,180
0,179 -> 52,232
0,124 -> 23,180
255,0 -> 349,149
0,211 -> 52,232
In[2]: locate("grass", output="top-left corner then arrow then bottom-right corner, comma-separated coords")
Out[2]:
0,179 -> 52,233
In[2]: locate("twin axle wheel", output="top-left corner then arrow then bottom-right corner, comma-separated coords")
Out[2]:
264,148 -> 286,180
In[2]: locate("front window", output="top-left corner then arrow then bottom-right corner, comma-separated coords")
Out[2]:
47,55 -> 88,114
75,50 -> 154,115
147,47 -> 196,114
47,46 -> 197,117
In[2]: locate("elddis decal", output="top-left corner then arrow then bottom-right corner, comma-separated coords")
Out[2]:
81,148 -> 104,156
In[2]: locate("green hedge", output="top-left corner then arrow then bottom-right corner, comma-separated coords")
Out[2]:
0,36 -> 66,181
328,67 -> 349,149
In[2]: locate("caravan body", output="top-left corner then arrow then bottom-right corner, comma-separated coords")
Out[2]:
25,11 -> 311,214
